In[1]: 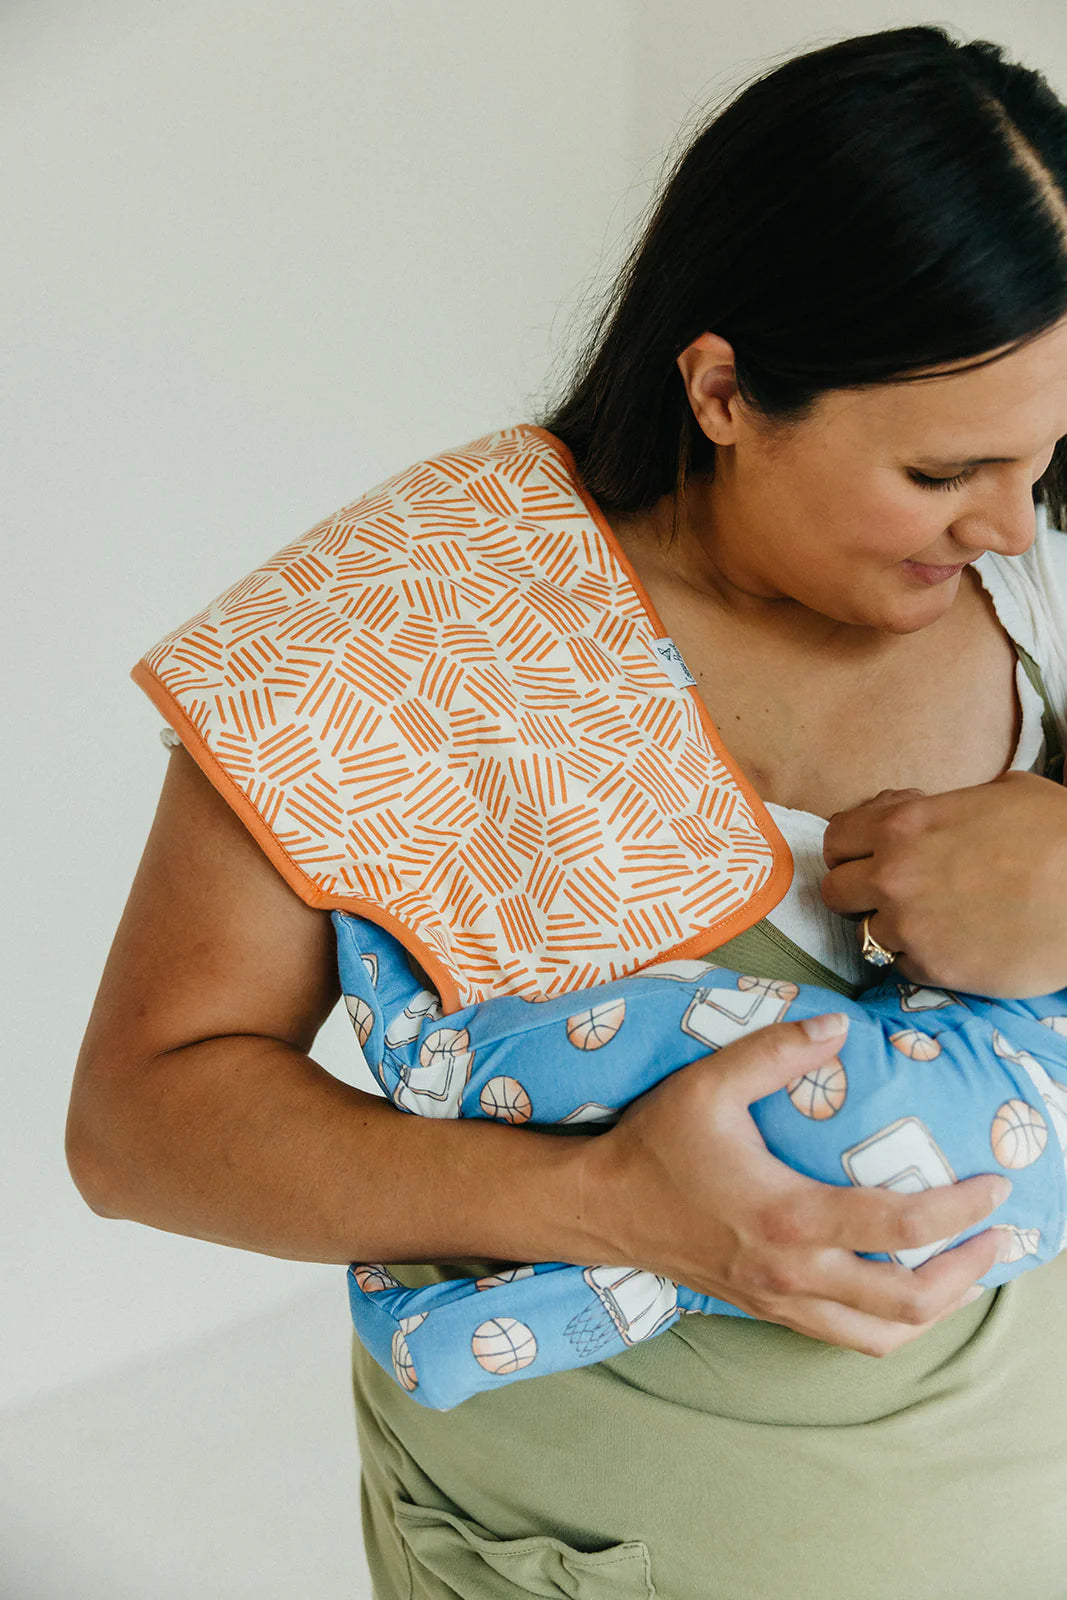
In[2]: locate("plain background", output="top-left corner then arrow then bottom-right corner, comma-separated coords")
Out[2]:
4,2 -> 1065,1595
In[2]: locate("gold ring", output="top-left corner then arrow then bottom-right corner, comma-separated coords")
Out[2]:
860,913 -> 898,968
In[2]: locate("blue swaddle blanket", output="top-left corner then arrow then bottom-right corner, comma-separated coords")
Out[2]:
333,910 -> 1067,1410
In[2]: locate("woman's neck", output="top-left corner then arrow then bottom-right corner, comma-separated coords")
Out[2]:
609,492 -> 901,662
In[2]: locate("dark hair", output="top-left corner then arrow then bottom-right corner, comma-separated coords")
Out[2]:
533,25 -> 1067,534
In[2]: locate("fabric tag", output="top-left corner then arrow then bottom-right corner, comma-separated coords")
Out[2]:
649,637 -> 696,689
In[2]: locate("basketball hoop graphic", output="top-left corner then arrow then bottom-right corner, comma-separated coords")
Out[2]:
842,1117 -> 958,1268
682,976 -> 799,1050
392,1024 -> 474,1118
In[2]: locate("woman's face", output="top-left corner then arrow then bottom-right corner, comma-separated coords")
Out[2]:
678,315 -> 1067,635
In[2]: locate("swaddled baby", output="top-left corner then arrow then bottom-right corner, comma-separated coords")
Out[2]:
335,908 -> 1067,1411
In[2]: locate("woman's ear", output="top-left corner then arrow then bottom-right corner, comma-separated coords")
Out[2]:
676,332 -> 742,445
687,332 -> 724,353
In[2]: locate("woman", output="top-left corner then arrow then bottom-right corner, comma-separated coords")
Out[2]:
68,24 -> 1067,1598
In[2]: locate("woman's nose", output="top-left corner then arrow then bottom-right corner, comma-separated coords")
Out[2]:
956,486 -> 1037,559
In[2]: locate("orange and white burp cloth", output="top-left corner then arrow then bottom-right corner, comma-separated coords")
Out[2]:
131,424 -> 792,1011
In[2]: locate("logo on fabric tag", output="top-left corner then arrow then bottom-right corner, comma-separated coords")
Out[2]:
650,637 -> 696,689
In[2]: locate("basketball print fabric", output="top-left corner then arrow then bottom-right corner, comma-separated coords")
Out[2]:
335,912 -> 1067,1411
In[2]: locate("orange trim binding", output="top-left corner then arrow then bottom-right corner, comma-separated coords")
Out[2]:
130,659 -> 470,1012
523,424 -> 793,960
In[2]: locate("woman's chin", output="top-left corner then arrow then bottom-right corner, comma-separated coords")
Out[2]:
860,583 -> 961,634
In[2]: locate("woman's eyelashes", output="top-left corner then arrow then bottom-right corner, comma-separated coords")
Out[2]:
909,468 -> 976,492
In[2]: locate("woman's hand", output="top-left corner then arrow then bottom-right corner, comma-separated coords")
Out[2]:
820,771 -> 1067,997
580,1015 -> 1010,1358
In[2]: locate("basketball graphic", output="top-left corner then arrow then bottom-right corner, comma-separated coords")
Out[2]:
642,959 -> 720,982
391,1330 -> 417,1391
421,1026 -> 471,1068
343,993 -> 375,1048
737,976 -> 799,1002
889,1029 -> 942,1061
476,1266 -> 536,1290
990,1040 -> 1067,1181
479,1076 -> 532,1123
787,1059 -> 847,1119
399,1312 -> 427,1334
360,952 -> 379,988
566,999 -> 626,1050
991,1099 -> 1048,1168
990,1224 -> 1041,1263
352,1263 -> 400,1294
471,1317 -> 538,1374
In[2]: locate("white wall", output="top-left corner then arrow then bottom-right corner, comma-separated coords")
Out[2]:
5,3 -> 1067,1596
3,0 -> 635,1413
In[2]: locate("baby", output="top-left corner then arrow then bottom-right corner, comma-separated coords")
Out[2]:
335,908 -> 1067,1410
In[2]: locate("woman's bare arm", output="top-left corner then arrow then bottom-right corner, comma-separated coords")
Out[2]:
66,744 -> 1003,1354
65,744 -> 598,1266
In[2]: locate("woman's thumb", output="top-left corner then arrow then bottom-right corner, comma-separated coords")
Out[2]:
718,1012 -> 851,1107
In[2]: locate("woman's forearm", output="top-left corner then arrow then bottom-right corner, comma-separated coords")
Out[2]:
79,1034 -> 605,1267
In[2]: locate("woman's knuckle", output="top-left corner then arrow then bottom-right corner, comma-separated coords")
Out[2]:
898,1287 -> 937,1326
885,799 -> 924,840
877,858 -> 914,902
763,1260 -> 802,1298
895,1201 -> 931,1251
860,1327 -> 902,1357
758,1202 -> 809,1248
735,1256 -> 785,1298
867,860 -> 895,900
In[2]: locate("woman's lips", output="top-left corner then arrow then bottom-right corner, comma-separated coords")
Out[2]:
901,558 -> 970,584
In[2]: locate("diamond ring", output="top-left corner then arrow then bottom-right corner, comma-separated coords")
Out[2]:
860,913 -> 898,968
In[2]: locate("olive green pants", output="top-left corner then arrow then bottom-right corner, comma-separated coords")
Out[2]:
350,911 -> 1067,1596
352,1251 -> 1067,1598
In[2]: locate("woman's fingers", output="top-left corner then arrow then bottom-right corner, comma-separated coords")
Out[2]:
763,1223 -> 1007,1339
713,1014 -> 1011,1260
766,1163 -> 1011,1258
818,853 -> 886,918
710,1012 -> 853,1114
821,788 -> 927,871
712,1163 -> 1008,1340
754,1276 -> 989,1359
596,1013 -> 1015,1357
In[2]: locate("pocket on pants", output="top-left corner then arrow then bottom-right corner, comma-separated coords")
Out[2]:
394,1497 -> 656,1599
